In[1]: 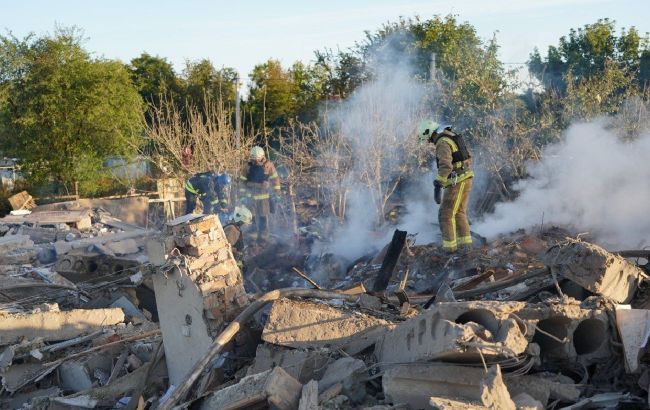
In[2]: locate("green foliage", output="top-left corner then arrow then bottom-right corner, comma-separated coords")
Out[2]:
529,19 -> 650,91
0,28 -> 144,192
183,59 -> 238,111
129,52 -> 181,108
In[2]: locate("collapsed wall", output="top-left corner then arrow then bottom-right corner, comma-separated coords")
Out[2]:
147,214 -> 247,386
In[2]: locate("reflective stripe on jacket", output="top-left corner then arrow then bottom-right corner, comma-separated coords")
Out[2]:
434,136 -> 474,187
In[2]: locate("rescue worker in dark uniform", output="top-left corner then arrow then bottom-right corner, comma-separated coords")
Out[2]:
418,120 -> 474,253
185,171 -> 231,215
239,146 -> 281,243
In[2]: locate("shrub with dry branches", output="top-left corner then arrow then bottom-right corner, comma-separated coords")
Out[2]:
142,95 -> 255,181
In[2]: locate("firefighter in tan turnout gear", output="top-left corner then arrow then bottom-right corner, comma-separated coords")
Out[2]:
239,146 -> 281,243
418,120 -> 474,253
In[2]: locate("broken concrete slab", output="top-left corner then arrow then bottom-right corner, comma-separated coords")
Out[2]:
383,364 -> 488,409
505,373 -> 580,404
199,367 -> 302,410
512,393 -> 544,410
53,229 -> 148,256
246,344 -> 331,383
0,308 -> 124,345
58,361 -> 93,393
0,386 -> 61,409
55,252 -> 145,283
415,300 -> 612,365
376,307 -> 528,365
0,234 -> 34,253
479,366 -> 515,410
110,296 -> 146,320
384,364 -> 515,410
299,380 -> 319,410
544,240 -> 645,303
615,305 -> 650,373
1,363 -> 46,393
262,298 -> 393,354
318,357 -> 366,402
152,264 -> 215,386
0,209 -> 92,230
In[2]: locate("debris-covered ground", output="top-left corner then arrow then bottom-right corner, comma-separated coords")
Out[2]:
1,191 -> 650,410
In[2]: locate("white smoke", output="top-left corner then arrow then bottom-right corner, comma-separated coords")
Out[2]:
312,42 -> 436,261
475,120 -> 650,249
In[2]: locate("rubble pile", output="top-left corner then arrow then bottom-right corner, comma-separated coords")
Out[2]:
2,193 -> 650,409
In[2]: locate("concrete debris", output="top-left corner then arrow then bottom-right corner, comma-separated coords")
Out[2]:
0,191 -> 648,410
199,367 -> 302,410
376,306 -> 528,365
318,357 -> 366,402
480,366 -> 516,410
615,305 -> 650,373
151,214 -> 247,385
409,365 -> 515,410
58,361 -> 93,392
383,363 -> 488,408
544,240 -> 645,303
0,308 -> 124,345
299,380 -> 319,410
246,343 -> 331,383
512,393 -> 544,410
262,298 -> 394,354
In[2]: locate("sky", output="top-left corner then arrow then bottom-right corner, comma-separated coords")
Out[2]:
2,0 -> 649,89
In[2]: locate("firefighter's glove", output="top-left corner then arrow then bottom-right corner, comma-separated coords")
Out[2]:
433,180 -> 443,205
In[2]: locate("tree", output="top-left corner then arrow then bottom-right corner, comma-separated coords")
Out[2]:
183,59 -> 238,113
129,52 -> 181,110
0,29 -> 144,192
529,19 -> 650,92
247,59 -> 296,132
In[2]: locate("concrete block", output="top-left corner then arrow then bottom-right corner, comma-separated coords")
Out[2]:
58,361 -> 92,393
0,235 -> 33,253
318,357 -> 366,402
506,373 -> 580,404
384,364 -> 514,410
376,308 -> 528,365
417,300 -> 612,365
0,308 -> 124,345
512,393 -> 544,410
383,364 -> 487,409
110,296 -> 145,319
262,299 -> 393,354
200,367 -> 302,410
480,366 -> 515,410
543,240 -> 644,303
246,344 -> 331,383
299,380 -> 318,410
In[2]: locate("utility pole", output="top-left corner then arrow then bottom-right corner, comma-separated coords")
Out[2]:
234,73 -> 241,150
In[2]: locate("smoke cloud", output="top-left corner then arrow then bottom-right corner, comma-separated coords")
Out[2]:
475,120 -> 650,249
312,40 -> 435,261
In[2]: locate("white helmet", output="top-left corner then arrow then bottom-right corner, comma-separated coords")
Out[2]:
250,146 -> 265,161
231,206 -> 253,225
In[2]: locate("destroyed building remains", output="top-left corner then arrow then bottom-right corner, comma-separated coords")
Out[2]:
1,190 -> 650,410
